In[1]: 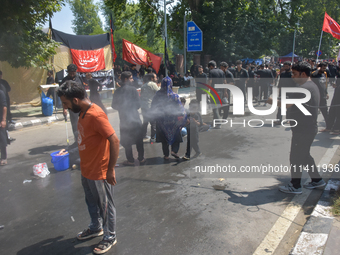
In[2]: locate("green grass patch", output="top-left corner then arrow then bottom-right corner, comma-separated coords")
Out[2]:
332,186 -> 340,216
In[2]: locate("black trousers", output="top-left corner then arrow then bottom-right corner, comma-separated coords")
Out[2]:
141,108 -> 156,139
260,84 -> 269,100
319,98 -> 330,129
276,107 -> 282,122
0,127 -> 7,159
124,134 -> 144,163
185,127 -> 200,157
290,131 -> 322,188
162,141 -> 180,157
327,86 -> 340,130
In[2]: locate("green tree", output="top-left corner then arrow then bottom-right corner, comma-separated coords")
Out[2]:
100,2 -> 165,66
0,0 -> 64,68
69,0 -> 104,35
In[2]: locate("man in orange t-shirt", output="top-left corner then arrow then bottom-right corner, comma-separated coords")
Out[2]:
58,80 -> 120,255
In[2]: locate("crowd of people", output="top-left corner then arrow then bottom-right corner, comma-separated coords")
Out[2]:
1,57 -> 339,254
53,58 -> 340,253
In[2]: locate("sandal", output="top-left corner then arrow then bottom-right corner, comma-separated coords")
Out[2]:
0,159 -> 7,165
122,161 -> 135,166
171,152 -> 179,159
93,238 -> 117,254
139,158 -> 146,165
330,130 -> 340,135
320,128 -> 331,132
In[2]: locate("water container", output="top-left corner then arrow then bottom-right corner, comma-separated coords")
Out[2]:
50,151 -> 69,171
41,92 -> 53,116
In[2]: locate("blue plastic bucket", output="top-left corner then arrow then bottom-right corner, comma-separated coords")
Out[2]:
50,151 -> 69,171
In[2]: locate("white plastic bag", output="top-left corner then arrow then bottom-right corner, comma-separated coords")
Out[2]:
33,163 -> 50,178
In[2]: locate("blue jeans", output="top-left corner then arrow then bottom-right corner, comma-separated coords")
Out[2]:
81,175 -> 116,240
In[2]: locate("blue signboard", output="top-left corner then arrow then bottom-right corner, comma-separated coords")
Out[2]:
316,50 -> 322,56
187,21 -> 203,52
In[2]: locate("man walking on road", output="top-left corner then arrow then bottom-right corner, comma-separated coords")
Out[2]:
111,71 -> 145,166
311,62 -> 330,131
208,60 -> 225,129
58,80 -> 120,254
140,73 -> 159,142
268,62 -> 326,194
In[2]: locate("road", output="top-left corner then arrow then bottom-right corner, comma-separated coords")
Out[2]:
1,87 -> 339,255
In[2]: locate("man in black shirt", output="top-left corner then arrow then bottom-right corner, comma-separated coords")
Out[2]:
234,60 -> 249,102
269,62 -> 325,194
0,71 -> 13,124
274,61 -> 296,125
247,65 -> 257,101
219,62 -> 234,119
228,64 -> 236,76
60,64 -> 84,144
327,61 -> 340,133
311,62 -> 329,131
208,60 -> 225,129
256,64 -> 273,105
46,70 -> 56,103
195,65 -> 208,103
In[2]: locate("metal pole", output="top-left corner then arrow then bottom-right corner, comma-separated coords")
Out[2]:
317,30 -> 323,63
292,29 -> 296,63
184,14 -> 186,75
164,0 -> 168,77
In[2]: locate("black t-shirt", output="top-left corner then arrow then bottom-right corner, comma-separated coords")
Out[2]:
208,68 -> 225,88
228,67 -> 235,76
46,76 -> 55,85
196,72 -> 208,84
224,70 -> 235,84
271,69 -> 277,79
234,68 -> 249,86
311,70 -> 327,99
289,80 -> 320,133
256,69 -> 273,84
0,79 -> 10,92
60,75 -> 84,86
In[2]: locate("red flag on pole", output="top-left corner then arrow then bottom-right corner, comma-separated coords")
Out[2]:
122,39 -> 162,73
322,12 -> 340,40
110,14 -> 117,63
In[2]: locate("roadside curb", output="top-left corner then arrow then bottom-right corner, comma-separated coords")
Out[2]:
10,107 -> 115,131
290,179 -> 340,255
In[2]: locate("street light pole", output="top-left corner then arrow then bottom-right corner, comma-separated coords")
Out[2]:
164,0 -> 168,77
184,14 -> 186,75
292,29 -> 296,63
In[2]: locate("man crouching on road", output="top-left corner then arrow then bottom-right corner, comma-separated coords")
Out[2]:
58,80 -> 120,254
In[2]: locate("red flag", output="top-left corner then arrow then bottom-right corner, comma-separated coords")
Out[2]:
110,14 -> 117,63
122,39 -> 162,73
322,12 -> 340,40
70,48 -> 105,72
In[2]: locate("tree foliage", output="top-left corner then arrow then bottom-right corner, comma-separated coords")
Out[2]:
69,0 -> 104,35
101,2 -> 165,66
104,0 -> 340,63
0,0 -> 64,68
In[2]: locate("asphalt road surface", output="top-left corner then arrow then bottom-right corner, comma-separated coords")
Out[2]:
1,87 -> 339,255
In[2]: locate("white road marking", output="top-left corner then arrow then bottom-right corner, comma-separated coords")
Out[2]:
253,138 -> 340,255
